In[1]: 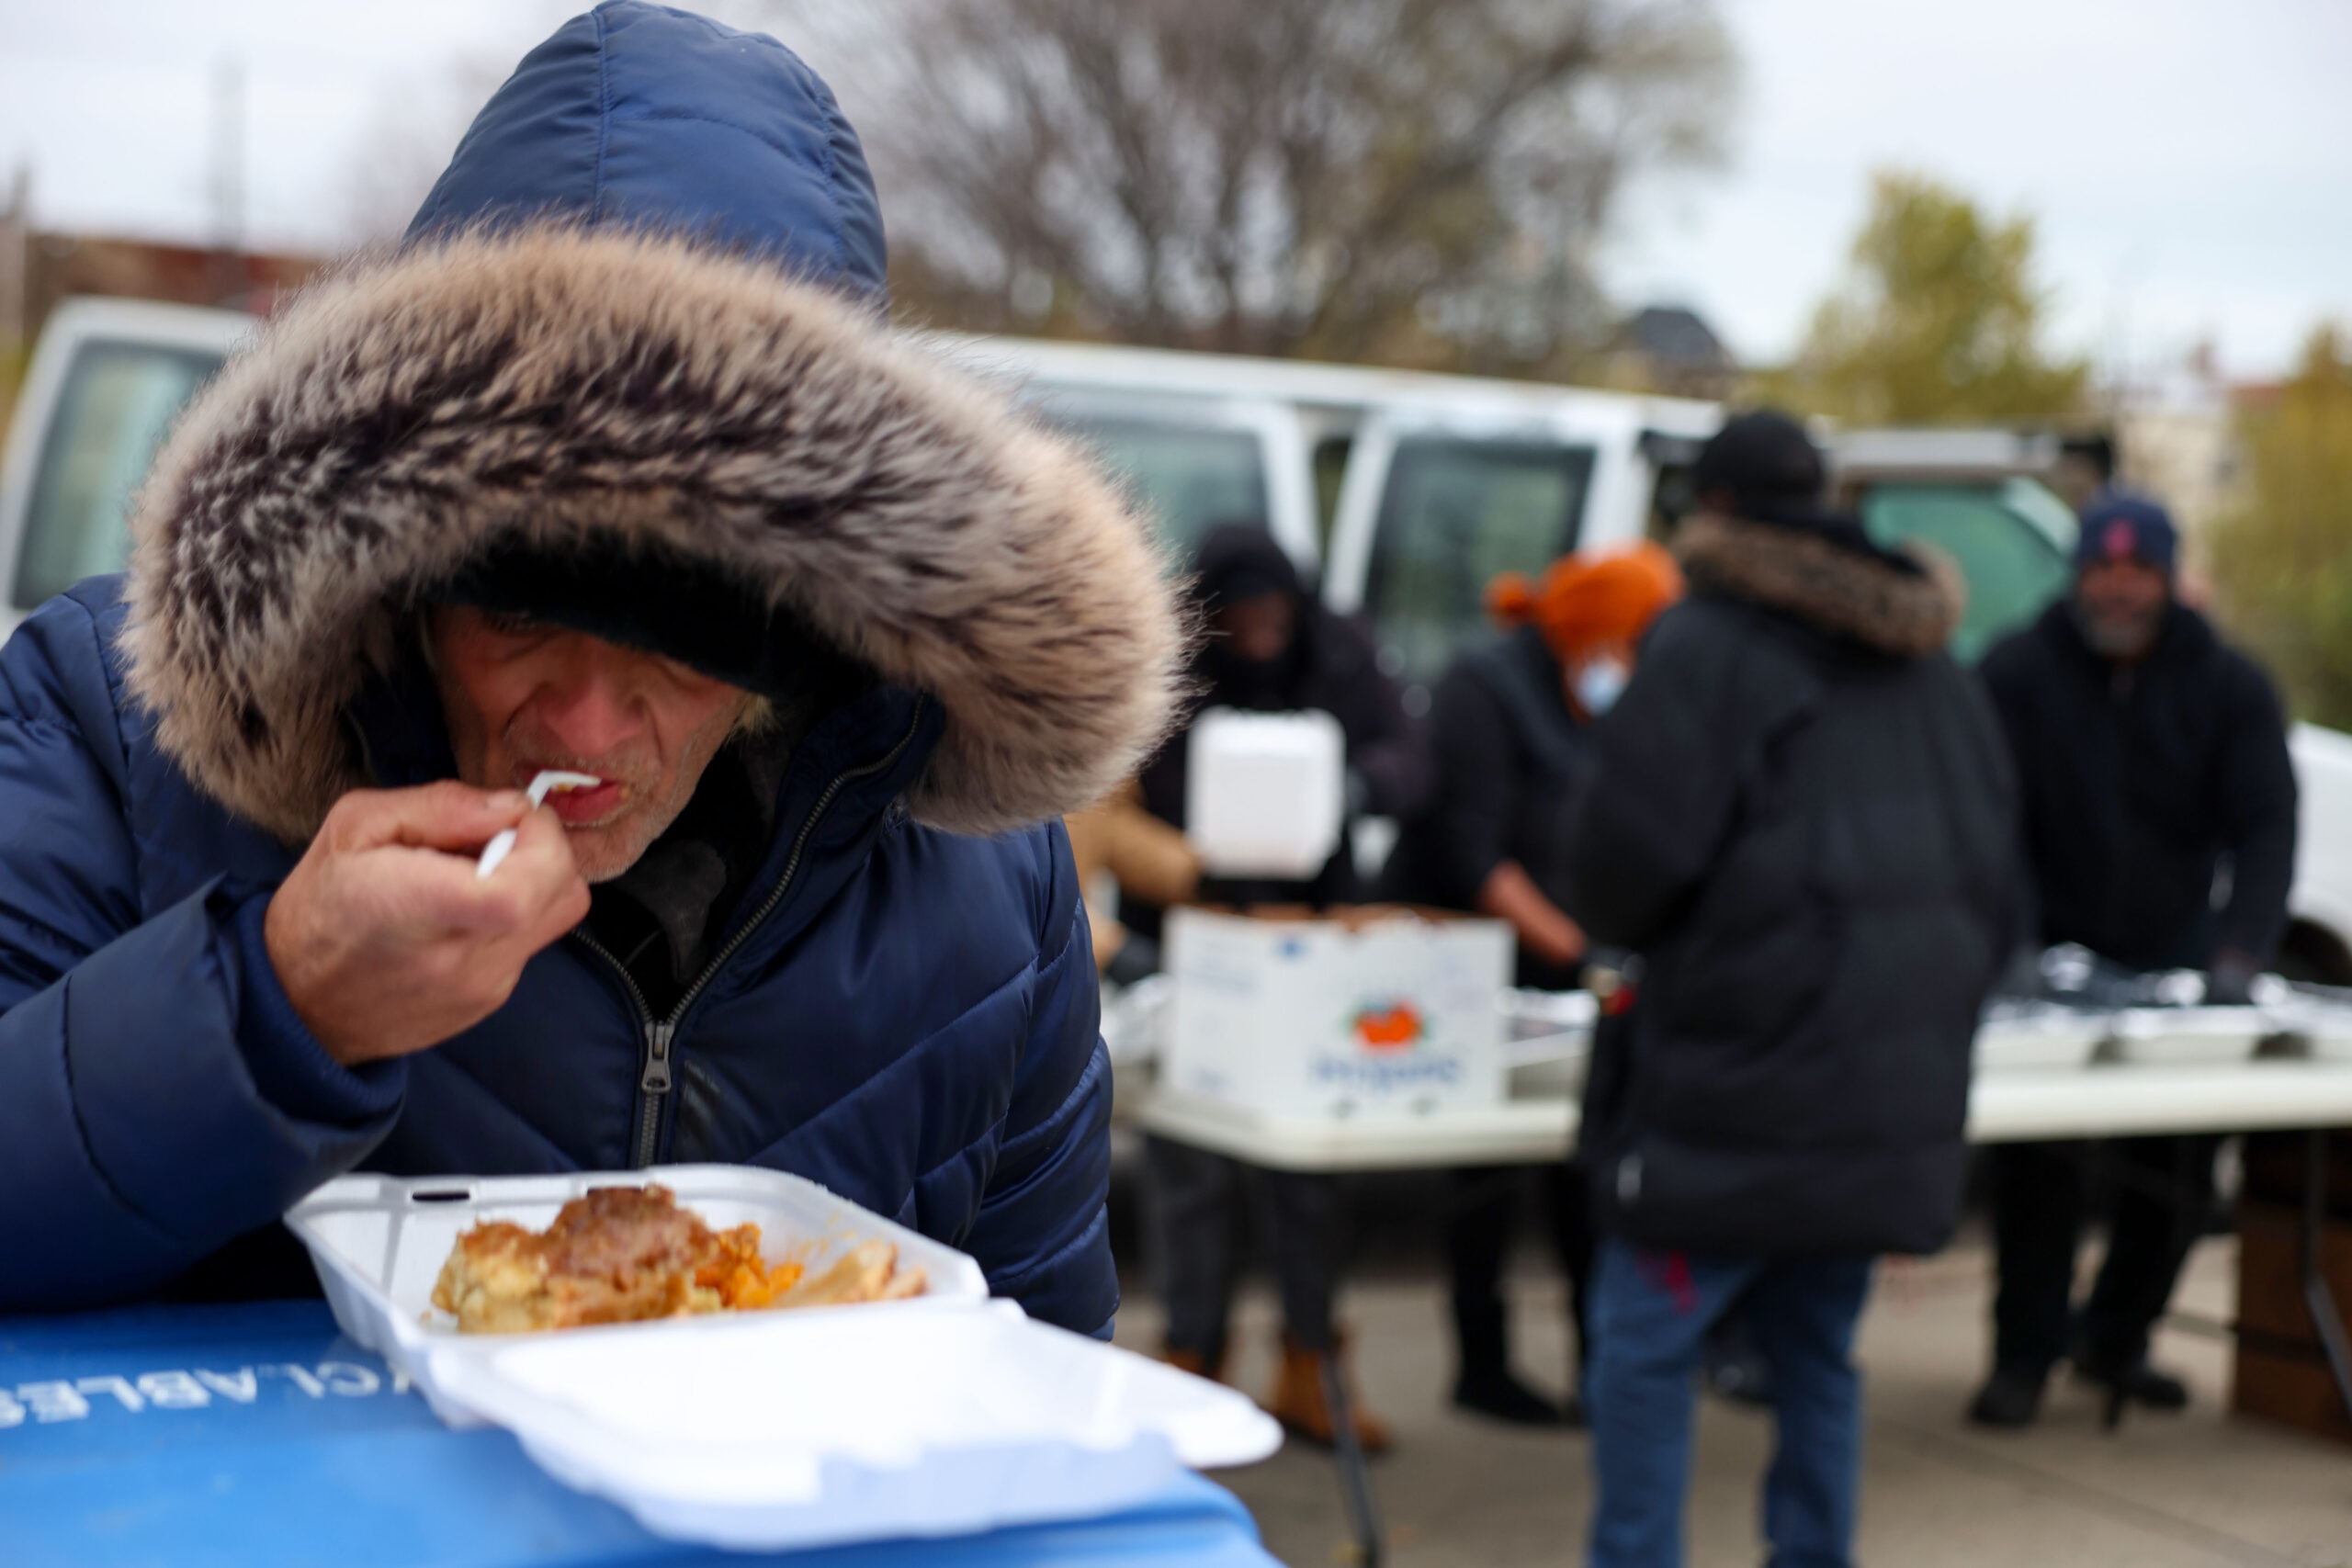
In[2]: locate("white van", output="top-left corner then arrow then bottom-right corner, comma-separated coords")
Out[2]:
0,299 -> 254,645
6,299 -> 2348,982
945,335 -> 1719,700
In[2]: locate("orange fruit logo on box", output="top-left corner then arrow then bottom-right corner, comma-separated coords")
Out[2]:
1352,1000 -> 1425,1052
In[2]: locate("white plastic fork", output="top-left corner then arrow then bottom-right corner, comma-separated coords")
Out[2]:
476,770 -> 605,878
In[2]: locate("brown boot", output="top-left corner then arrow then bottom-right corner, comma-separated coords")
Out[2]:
1265,1330 -> 1392,1454
1163,1345 -> 1227,1383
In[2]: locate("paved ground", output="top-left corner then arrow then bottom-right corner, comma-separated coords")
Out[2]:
1111,1235 -> 2352,1566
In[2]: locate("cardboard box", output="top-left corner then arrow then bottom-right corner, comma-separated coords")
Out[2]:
1163,907 -> 1512,1117
2232,1201 -> 2352,1446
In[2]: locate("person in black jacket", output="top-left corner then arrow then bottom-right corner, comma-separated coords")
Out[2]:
1562,412 -> 2017,1568
1132,524 -> 1431,1452
1969,495 -> 2299,1429
1133,525 -> 1432,922
1383,543 -> 1683,1426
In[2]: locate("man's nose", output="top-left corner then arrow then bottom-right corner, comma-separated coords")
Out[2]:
531,653 -> 644,758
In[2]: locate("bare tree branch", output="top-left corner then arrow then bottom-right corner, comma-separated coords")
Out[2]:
764,0 -> 1733,372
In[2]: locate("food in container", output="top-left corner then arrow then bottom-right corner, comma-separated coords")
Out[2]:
429,1183 -> 923,1333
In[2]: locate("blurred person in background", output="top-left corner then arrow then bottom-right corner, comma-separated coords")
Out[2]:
1066,779 -> 1202,982
1381,543 -> 1683,1427
1969,495 -> 2298,1429
1562,412 -> 2017,1568
1127,522 -> 1431,1451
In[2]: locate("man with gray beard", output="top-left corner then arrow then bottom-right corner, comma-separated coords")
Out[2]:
1971,494 -> 2299,1427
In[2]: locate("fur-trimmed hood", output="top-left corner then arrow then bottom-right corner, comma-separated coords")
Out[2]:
122,225 -> 1186,842
1672,512 -> 1964,659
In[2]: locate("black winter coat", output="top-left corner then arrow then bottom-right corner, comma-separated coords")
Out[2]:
1382,626 -> 1591,990
1563,514 -> 2018,1258
1979,600 -> 2297,971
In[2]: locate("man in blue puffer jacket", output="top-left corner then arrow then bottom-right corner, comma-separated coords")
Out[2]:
0,3 -> 1182,1337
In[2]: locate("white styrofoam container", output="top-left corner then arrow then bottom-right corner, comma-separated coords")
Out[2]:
2108,1008 -> 2267,1066
2256,986 -> 2352,1061
1506,1052 -> 1586,1100
1973,1007 -> 2111,1071
285,1165 -> 988,1425
1184,706 -> 1345,877
1164,908 -> 1512,1117
1500,988 -> 1592,1099
424,1300 -> 1281,1551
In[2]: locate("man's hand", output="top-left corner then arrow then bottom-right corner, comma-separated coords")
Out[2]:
264,783 -> 593,1066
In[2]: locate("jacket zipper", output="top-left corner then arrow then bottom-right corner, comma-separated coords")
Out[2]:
569,700 -> 927,1168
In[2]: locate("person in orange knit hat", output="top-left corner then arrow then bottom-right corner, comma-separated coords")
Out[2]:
1382,540 -> 1682,1426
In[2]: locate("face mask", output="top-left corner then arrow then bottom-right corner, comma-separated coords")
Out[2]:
1573,657 -> 1630,717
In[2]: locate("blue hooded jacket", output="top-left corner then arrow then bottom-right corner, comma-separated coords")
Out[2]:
0,4 -> 1182,1332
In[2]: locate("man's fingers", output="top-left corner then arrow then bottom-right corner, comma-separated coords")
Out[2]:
492,809 -> 594,943
332,781 -> 533,854
395,808 -> 587,937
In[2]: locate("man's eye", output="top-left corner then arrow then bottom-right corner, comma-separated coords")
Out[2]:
481,611 -> 541,637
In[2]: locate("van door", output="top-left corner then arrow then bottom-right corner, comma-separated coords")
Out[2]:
0,300 -> 248,641
1324,418 -> 1597,701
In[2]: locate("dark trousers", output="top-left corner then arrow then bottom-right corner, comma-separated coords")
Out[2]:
1990,1134 -> 2223,1372
1447,1162 -> 1594,1380
1147,1134 -> 1340,1362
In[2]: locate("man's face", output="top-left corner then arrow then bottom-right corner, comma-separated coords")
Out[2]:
2074,558 -> 2170,661
428,607 -> 752,882
1215,592 -> 1297,665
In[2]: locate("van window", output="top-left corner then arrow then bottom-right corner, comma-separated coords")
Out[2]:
1064,418 -> 1271,558
15,342 -> 223,611
1859,477 -> 2078,663
1363,437 -> 1595,687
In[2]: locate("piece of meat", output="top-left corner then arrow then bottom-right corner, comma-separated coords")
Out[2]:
432,1185 -> 725,1333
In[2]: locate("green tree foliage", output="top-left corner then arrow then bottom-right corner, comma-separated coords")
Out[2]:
1760,171 -> 2088,423
2209,326 -> 2352,728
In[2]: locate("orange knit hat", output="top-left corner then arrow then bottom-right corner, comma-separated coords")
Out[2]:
1487,541 -> 1684,663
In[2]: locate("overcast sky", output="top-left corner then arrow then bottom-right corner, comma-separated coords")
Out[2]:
1,0 -> 2344,380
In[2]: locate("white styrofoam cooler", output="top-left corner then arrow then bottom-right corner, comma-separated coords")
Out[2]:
1165,907 -> 1513,1116
285,1166 -> 1279,1551
1183,707 -> 1345,877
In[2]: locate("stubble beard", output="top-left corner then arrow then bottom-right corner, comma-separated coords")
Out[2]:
495,704 -> 748,884
2075,601 -> 2162,662
517,738 -> 713,885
